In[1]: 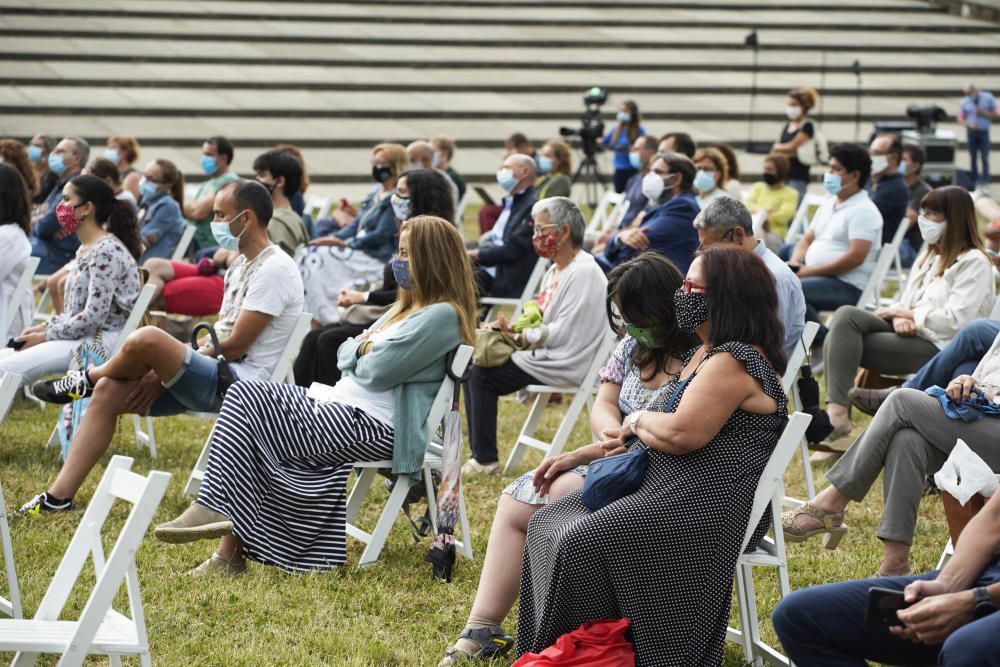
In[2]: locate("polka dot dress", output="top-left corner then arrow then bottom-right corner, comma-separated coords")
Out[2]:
515,342 -> 788,666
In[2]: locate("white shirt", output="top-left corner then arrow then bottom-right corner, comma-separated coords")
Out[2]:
323,319 -> 405,426
0,225 -> 31,338
804,190 -> 883,291
754,241 -> 806,358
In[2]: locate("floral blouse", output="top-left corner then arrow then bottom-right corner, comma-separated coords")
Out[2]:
45,235 -> 141,341
599,336 -> 679,416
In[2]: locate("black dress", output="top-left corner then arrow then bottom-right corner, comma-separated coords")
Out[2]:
515,342 -> 788,666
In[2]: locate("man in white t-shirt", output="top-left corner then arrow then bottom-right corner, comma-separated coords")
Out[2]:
22,180 -> 304,515
787,143 -> 883,346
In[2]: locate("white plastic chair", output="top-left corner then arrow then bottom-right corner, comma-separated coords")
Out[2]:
727,411 -> 812,667
502,328 -> 619,474
780,322 -> 820,507
583,190 -> 625,238
0,467 -> 22,620
2,257 -> 40,341
345,345 -> 474,566
783,193 -> 826,245
180,311 -> 313,496
305,195 -> 336,223
169,224 -> 197,262
480,257 -> 550,322
0,455 -> 170,666
854,243 -> 898,312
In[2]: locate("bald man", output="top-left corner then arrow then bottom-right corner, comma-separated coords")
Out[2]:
406,140 -> 460,213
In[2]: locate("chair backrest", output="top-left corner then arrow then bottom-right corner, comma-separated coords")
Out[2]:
751,210 -> 767,238
784,193 -> 825,244
31,456 -> 170,660
739,412 -> 812,554
0,372 -> 21,426
111,284 -> 157,356
781,322 -> 820,394
2,256 -> 39,340
855,243 -> 896,312
424,345 -> 473,455
270,311 -> 313,384
585,190 -> 624,235
0,467 -> 22,619
170,224 -> 197,262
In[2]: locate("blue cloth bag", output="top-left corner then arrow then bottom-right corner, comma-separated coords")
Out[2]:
926,385 -> 1000,422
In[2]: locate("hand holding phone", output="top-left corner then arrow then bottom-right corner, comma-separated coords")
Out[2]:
866,587 -> 912,627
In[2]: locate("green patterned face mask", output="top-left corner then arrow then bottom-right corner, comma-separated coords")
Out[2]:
624,323 -> 663,349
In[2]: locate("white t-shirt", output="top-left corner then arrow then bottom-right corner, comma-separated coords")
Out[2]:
0,225 -> 31,338
219,245 -> 304,383
804,190 -> 883,291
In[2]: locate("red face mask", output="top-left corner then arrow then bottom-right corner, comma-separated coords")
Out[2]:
55,202 -> 83,234
532,229 -> 561,259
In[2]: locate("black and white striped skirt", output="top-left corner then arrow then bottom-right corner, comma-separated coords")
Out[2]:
196,380 -> 394,572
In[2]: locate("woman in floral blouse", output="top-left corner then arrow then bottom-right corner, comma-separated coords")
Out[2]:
0,175 -> 142,385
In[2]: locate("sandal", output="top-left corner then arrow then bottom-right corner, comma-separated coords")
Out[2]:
438,626 -> 514,666
781,502 -> 848,550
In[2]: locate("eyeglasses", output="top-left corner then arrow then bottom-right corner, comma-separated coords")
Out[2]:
681,279 -> 706,294
532,225 -> 559,237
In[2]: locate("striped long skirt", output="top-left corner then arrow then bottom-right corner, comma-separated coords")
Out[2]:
196,380 -> 394,572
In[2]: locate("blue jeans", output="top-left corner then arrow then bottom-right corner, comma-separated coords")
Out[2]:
787,179 -> 808,207
904,318 -> 1000,390
800,277 -> 862,346
968,128 -> 991,186
773,565 -> 1000,666
899,239 -> 917,269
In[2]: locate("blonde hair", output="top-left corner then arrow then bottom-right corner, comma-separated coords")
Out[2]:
373,143 -> 409,180
543,139 -> 573,175
788,87 -> 819,113
107,136 -> 140,164
384,215 -> 478,344
693,147 -> 729,187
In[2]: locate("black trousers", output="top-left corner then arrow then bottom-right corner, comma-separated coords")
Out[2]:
464,360 -> 538,464
293,322 -> 366,388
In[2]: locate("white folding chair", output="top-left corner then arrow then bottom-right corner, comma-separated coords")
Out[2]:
2,257 -> 40,341
455,190 -> 471,228
781,322 -> 820,506
783,193 -> 826,245
181,311 -> 313,496
0,468 -> 22,620
727,411 -> 812,667
345,345 -> 474,566
0,372 -> 22,427
503,328 -> 619,474
583,190 -> 624,238
0,455 -> 169,666
169,224 -> 197,262
854,243 -> 898,312
480,257 -> 550,322
751,210 -> 768,238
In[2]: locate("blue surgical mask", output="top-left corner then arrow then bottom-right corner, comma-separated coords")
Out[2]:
391,257 -> 410,290
823,171 -> 842,195
104,147 -> 119,164
139,177 -> 158,201
536,155 -> 553,175
391,193 -> 411,221
210,211 -> 247,251
694,170 -> 716,193
898,161 -> 908,176
616,111 -> 631,123
48,153 -> 67,176
27,145 -> 42,163
432,152 -> 441,169
201,155 -> 218,176
628,153 -> 642,170
496,168 -> 518,193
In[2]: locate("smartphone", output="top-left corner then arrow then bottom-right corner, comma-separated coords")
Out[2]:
6,338 -> 24,351
788,263 -> 800,274
865,587 -> 911,626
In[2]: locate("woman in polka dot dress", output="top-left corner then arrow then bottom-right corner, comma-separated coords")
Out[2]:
516,247 -> 790,667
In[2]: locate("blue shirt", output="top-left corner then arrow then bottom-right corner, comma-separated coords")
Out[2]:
138,191 -> 184,263
619,170 -> 648,229
604,191 -> 700,273
867,171 -> 911,246
334,184 -> 397,262
30,173 -> 81,272
603,124 -> 647,171
961,91 -> 997,131
754,241 -> 806,359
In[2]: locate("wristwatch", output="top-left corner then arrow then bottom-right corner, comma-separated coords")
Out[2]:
973,586 -> 997,618
628,410 -> 647,433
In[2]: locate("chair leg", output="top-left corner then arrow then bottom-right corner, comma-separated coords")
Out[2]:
357,474 -> 413,567
732,563 -> 755,664
345,468 -> 377,525
183,427 -> 215,498
109,654 -> 123,667
741,562 -> 765,666
11,651 -> 39,666
544,391 -> 590,462
503,393 -> 550,474
456,484 -> 473,560
799,438 -> 815,499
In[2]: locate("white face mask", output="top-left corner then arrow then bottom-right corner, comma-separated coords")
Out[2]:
870,154 -> 889,176
917,214 -> 945,245
785,105 -> 802,120
641,171 -> 666,201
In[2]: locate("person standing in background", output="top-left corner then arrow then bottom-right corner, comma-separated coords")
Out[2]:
772,87 -> 820,204
959,83 -> 997,196
602,100 -> 645,193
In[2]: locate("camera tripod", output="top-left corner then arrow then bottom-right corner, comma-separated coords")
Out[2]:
571,151 -> 607,209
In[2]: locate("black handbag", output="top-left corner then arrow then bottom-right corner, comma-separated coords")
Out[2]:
191,322 -> 236,401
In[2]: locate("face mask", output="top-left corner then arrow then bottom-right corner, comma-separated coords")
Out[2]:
694,170 -> 716,194
628,152 -> 642,170
372,165 -> 392,184
532,228 -> 561,259
536,155 -> 553,175
870,154 -> 889,175
496,168 -> 518,193
785,105 -> 802,120
210,211 -> 247,251
55,202 -> 84,234
763,173 -> 778,186
48,153 -> 67,176
139,177 -> 158,201
201,155 -> 218,176
641,171 -> 665,201
823,171 -> 842,195
104,147 -> 119,164
391,257 -> 410,290
391,193 -> 411,221
431,152 -> 441,169
917,215 -> 946,244
624,323 -> 663,349
616,111 -> 631,123
27,145 -> 42,163
898,161 -> 908,176
673,287 -> 710,334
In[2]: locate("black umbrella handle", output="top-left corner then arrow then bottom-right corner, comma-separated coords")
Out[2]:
445,347 -> 471,406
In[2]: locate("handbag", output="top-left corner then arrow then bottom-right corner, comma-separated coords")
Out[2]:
472,328 -> 523,368
190,322 -> 236,400
511,618 -> 635,667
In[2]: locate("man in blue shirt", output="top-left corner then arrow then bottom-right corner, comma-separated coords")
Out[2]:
619,135 -> 659,229
960,83 -> 998,195
30,136 -> 87,274
867,134 -> 913,265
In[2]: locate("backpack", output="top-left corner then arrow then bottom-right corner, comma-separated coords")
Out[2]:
796,122 -> 830,166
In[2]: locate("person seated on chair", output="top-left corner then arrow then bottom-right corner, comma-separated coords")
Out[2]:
775,475 -> 1000,665
468,155 -> 539,299
437,252 -> 696,665
902,142 -> 932,256
463,198 -> 607,476
746,153 -> 799,248
85,157 -> 137,211
597,151 -> 700,274
781,331 -> 1000,577
407,140 -> 460,214
136,158 -> 185,263
658,131 -> 696,158
515,247 -> 787,666
152,215 -> 477,575
785,143 -> 883,348
294,169 -> 456,387
868,133 -> 916,267
692,147 -> 733,210
532,139 -> 573,200
0,175 -> 142,390
182,136 -> 239,253
708,142 -> 744,200
431,136 -> 466,201
478,133 -> 535,235
811,186 -> 994,449
30,136 -> 87,274
0,165 -> 32,340
21,180 -> 303,516
102,135 -> 143,202
590,136 -> 659,255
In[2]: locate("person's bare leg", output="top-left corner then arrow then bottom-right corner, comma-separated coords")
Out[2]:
879,539 -> 912,576
88,327 -> 188,384
787,483 -> 853,534
141,258 -> 176,307
827,403 -> 851,430
216,535 -> 245,563
48,377 -> 137,499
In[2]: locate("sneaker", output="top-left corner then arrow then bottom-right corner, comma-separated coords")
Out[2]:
848,385 -> 898,416
461,459 -> 500,476
15,492 -> 75,517
31,370 -> 93,404
188,553 -> 246,577
154,503 -> 234,543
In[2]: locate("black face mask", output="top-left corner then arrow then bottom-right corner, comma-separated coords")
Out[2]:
763,173 -> 778,186
372,165 -> 392,184
673,288 -> 709,333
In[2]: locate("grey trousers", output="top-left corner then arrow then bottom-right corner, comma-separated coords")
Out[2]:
823,306 -> 940,407
826,388 -> 1000,545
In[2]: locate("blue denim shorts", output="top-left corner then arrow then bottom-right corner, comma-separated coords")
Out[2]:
150,347 -> 233,416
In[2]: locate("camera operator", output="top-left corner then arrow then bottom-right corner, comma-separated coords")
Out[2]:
601,100 -> 647,193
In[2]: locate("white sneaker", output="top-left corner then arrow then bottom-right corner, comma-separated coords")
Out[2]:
461,459 -> 500,476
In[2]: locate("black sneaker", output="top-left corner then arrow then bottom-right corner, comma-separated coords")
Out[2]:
31,370 -> 93,404
14,492 -> 75,517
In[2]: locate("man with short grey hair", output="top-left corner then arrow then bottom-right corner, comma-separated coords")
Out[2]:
406,139 -> 460,212
694,197 -> 806,357
30,136 -> 89,273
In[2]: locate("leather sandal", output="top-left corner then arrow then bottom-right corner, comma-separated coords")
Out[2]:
781,502 -> 848,549
438,626 -> 514,666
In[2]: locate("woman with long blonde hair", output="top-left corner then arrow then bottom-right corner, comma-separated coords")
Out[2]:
154,215 -> 477,575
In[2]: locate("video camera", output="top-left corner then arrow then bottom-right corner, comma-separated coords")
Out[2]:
559,87 -> 608,158
906,104 -> 948,134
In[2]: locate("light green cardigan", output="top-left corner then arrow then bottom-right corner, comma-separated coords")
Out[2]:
336,302 -> 461,477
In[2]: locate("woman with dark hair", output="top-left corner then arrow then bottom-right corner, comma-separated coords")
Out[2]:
0,164 -> 32,338
771,86 -> 821,203
0,175 -> 141,385
272,143 -> 308,217
602,99 -> 646,193
515,246 -> 788,666
747,154 -> 799,245
294,167 -> 455,387
438,252 -> 696,665
85,157 -> 137,210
